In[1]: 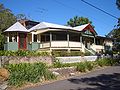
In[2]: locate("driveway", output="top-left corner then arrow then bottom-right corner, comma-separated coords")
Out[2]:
25,66 -> 120,90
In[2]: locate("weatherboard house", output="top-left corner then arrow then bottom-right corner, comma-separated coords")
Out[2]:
4,20 -> 113,54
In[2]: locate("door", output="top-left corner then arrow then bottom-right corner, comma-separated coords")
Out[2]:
18,33 -> 27,50
84,38 -> 91,49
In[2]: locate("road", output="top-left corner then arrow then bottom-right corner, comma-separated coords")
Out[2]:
25,66 -> 120,90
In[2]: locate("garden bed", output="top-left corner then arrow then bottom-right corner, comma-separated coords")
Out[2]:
2,58 -> 120,90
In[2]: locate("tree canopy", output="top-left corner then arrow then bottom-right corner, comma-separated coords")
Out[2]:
107,0 -> 120,52
116,0 -> 120,29
0,3 -> 17,50
16,14 -> 27,20
116,0 -> 120,10
113,1 -> 120,52
0,4 -> 17,32
66,16 -> 94,27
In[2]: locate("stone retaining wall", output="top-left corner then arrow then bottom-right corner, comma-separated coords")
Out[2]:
0,56 -> 99,67
0,56 -> 53,67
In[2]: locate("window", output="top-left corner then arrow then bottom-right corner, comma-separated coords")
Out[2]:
46,35 -> 50,42
41,34 -> 50,42
52,33 -> 67,41
69,34 -> 80,42
41,35 -> 45,42
34,35 -> 37,42
9,32 -> 17,42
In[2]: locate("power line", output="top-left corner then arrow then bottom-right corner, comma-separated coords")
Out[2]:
51,0 -> 100,21
81,0 -> 118,20
51,0 -> 113,27
51,0 -> 81,14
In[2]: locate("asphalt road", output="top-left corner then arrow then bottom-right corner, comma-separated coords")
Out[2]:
25,66 -> 120,90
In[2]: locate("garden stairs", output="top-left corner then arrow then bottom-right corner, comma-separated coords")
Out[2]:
85,47 -> 96,55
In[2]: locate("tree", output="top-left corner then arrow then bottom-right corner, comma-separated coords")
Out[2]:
66,16 -> 94,27
0,3 -> 17,50
107,0 -> 120,53
16,14 -> 27,20
116,0 -> 120,27
116,0 -> 120,10
113,1 -> 120,52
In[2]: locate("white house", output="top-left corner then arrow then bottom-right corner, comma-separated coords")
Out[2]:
4,21 -> 113,54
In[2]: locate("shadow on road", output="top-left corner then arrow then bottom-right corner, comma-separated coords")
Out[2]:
68,73 -> 120,90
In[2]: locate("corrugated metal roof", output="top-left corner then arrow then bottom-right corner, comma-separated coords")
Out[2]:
4,22 -> 29,32
4,21 -> 92,33
29,22 -> 77,31
73,24 -> 89,31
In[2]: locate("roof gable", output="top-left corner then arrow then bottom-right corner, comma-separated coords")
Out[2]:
74,24 -> 97,35
73,24 -> 89,31
4,22 -> 29,32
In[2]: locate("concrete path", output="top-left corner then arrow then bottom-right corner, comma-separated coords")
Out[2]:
25,66 -> 120,90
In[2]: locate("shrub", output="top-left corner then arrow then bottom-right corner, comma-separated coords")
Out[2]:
53,60 -> 63,68
15,50 -> 29,56
0,50 -> 15,56
6,63 -> 56,87
76,62 -> 86,72
53,58 -> 80,68
76,61 -> 94,72
84,61 -> 94,71
92,61 -> 98,68
51,51 -> 69,57
0,50 -> 49,56
51,51 -> 84,57
96,58 -> 107,67
53,61 -> 79,68
69,51 -> 84,56
84,51 -> 92,56
96,58 -> 116,67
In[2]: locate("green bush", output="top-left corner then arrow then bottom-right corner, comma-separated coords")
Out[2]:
53,58 -> 79,68
53,58 -> 119,73
0,50 -> 15,56
84,51 -> 92,56
0,50 -> 49,56
51,51 -> 84,57
6,63 -> 56,87
96,58 -> 116,67
84,61 -> 94,71
51,51 -> 69,57
69,51 -> 84,56
15,50 -> 29,56
53,60 -> 63,68
76,62 -> 86,72
76,61 -> 94,72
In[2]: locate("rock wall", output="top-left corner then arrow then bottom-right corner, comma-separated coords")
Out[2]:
0,56 -> 53,67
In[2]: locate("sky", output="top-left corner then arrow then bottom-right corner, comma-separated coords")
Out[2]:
1,0 -> 120,36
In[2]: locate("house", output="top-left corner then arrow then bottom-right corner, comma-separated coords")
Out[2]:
4,21 -> 113,54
